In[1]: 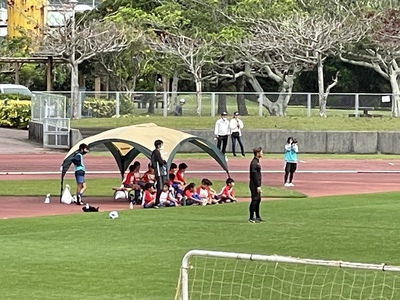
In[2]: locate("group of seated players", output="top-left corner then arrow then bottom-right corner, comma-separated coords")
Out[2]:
121,161 -> 237,208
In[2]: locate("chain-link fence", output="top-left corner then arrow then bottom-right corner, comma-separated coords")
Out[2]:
32,91 -> 397,118
31,92 -> 67,121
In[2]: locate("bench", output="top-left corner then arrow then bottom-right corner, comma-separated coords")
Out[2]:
112,186 -> 144,205
112,187 -> 131,200
360,106 -> 374,117
348,106 -> 377,118
133,94 -> 164,109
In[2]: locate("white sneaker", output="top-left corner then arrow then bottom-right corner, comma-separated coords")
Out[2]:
284,183 -> 290,187
289,183 -> 295,187
225,155 -> 229,162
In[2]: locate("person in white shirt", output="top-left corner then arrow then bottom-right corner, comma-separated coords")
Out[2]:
229,111 -> 245,157
214,112 -> 230,155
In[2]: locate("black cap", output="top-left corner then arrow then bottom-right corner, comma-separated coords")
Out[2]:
221,111 -> 227,116
233,111 -> 239,116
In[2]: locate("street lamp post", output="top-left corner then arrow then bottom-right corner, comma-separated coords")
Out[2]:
69,0 -> 78,118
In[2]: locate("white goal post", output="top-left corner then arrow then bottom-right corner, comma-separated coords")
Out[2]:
176,250 -> 400,300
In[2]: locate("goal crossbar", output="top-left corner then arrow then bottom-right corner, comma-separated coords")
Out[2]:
178,250 -> 400,300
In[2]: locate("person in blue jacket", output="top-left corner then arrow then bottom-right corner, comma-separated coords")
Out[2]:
72,143 -> 89,205
284,137 -> 298,187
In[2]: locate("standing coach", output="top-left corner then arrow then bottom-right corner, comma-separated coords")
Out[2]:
249,146 -> 264,223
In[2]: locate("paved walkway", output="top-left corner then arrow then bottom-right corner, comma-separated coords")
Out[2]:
0,128 -> 62,154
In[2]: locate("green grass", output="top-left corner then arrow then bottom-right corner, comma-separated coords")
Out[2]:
71,115 -> 400,131
0,178 -> 305,198
2,192 -> 400,299
70,94 -> 400,131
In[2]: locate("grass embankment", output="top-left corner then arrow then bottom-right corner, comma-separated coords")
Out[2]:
71,115 -> 400,131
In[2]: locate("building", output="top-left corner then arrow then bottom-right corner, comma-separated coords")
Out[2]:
0,0 -> 97,37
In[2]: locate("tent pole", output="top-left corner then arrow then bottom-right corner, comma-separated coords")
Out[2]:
59,175 -> 64,204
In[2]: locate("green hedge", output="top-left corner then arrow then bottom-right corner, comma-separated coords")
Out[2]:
0,96 -> 137,128
0,100 -> 31,129
82,96 -> 135,117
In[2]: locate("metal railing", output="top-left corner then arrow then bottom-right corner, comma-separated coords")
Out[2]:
34,91 -> 395,118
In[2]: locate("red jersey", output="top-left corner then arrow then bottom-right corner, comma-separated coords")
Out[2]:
143,171 -> 155,183
219,185 -> 235,199
197,186 -> 210,199
134,172 -> 142,181
176,170 -> 186,184
143,190 -> 154,204
122,172 -> 135,186
184,189 -> 193,199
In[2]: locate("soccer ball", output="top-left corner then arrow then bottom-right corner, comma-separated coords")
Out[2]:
109,211 -> 119,219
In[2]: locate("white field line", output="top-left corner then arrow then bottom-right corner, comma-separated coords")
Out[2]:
1,170 -> 400,176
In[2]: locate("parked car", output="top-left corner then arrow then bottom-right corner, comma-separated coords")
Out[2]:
0,84 -> 32,98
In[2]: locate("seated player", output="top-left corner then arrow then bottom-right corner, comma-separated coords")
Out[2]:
142,163 -> 156,184
183,182 -> 207,206
169,173 -> 183,201
218,178 -> 237,203
197,178 -> 220,205
169,163 -> 178,175
142,182 -> 157,209
175,163 -> 188,185
122,165 -> 136,189
159,183 -> 179,207
122,162 -> 142,203
132,161 -> 144,187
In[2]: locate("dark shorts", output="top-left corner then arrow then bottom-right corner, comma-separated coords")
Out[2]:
75,171 -> 85,184
285,162 -> 297,173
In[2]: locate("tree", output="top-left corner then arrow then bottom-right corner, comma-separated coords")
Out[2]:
223,18 -> 307,116
0,37 -> 47,89
38,11 -> 133,118
95,39 -> 148,92
340,8 -> 400,116
146,30 -> 218,116
259,13 -> 366,116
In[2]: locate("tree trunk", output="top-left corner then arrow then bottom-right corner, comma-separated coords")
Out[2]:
71,62 -> 80,119
319,94 -> 328,117
317,53 -> 327,117
147,77 -> 159,114
218,93 -> 227,114
171,70 -> 179,109
236,75 -> 248,115
278,74 -> 294,116
195,72 -> 202,116
246,74 -> 292,116
390,71 -> 400,117
147,95 -> 155,114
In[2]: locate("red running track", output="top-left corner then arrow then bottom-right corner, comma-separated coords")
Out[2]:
0,154 -> 400,218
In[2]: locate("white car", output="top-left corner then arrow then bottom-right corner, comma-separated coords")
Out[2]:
0,84 -> 32,98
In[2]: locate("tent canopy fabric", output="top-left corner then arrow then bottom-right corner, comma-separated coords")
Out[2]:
61,123 -> 230,180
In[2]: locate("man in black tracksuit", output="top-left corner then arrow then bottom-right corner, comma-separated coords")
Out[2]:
151,139 -> 167,206
249,146 -> 263,223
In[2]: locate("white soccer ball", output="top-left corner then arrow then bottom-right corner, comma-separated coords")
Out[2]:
109,211 -> 119,219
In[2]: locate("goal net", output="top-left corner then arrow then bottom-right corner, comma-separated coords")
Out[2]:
175,250 -> 400,300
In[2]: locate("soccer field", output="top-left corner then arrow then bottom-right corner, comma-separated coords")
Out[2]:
1,193 -> 400,299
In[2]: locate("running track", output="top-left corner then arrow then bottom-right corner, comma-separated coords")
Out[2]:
0,154 -> 400,218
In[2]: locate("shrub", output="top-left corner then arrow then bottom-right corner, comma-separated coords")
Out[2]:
119,95 -> 135,115
0,100 -> 31,129
82,96 -> 135,117
82,97 -> 114,118
0,93 -> 32,101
